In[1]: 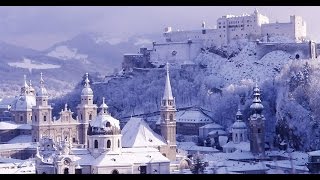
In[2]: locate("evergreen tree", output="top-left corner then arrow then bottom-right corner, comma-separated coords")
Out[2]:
190,155 -> 205,174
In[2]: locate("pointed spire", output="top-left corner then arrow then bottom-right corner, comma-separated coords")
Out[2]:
163,62 -> 173,100
84,73 -> 90,88
29,80 -> 32,87
64,103 -> 68,111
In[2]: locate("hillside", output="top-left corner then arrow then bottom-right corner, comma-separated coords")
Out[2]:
51,39 -> 320,151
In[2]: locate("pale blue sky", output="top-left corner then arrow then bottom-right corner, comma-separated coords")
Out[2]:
0,6 -> 319,50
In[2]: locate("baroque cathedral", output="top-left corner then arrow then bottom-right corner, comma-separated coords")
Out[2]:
34,63 -> 178,174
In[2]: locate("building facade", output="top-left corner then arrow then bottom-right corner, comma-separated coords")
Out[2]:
32,73 -> 97,147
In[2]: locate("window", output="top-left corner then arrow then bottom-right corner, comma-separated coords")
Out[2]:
258,128 -> 261,133
118,139 -> 120,148
35,115 -> 37,122
107,140 -> 111,148
44,116 -> 47,122
80,114 -> 82,120
169,114 -> 173,121
139,166 -> 147,174
106,122 -> 111,127
75,169 -> 82,174
89,114 -> 92,120
94,140 -> 98,148
73,138 -> 76,143
111,169 -> 119,174
64,168 -> 69,174
20,116 -> 23,122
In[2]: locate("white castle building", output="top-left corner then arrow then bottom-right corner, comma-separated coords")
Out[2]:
149,9 -> 307,64
163,9 -> 306,46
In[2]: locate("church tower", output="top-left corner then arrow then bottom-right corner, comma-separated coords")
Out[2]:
248,83 -> 266,156
76,73 -> 98,147
160,63 -> 177,161
32,73 -> 53,142
88,97 -> 122,158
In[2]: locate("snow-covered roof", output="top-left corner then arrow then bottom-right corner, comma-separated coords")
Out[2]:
124,53 -> 143,56
200,123 -> 223,129
222,141 -> 250,152
0,97 -> 15,109
121,117 -> 167,148
177,141 -> 220,153
208,129 -> 227,136
7,135 -> 32,144
307,150 -> 320,156
0,142 -> 36,151
226,150 -> 254,160
0,121 -> 31,130
177,110 -> 213,123
90,112 -> 120,130
11,95 -> 36,111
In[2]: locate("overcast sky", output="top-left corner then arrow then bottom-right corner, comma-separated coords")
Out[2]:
0,6 -> 319,50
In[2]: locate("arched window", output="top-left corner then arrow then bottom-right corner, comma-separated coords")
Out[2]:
118,139 -> 120,148
44,115 -> 47,122
80,114 -> 82,120
240,134 -> 243,141
94,140 -> 98,148
20,116 -> 23,122
89,114 -> 92,120
64,168 -> 69,174
34,115 -> 37,122
42,172 -> 46,174
107,140 -> 111,148
106,122 -> 111,127
111,169 -> 119,174
169,114 -> 173,121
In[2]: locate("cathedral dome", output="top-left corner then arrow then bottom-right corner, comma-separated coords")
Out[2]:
90,97 -> 120,135
81,87 -> 93,96
12,95 -> 36,111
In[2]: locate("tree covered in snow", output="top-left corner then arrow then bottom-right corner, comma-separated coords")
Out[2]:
190,154 -> 205,174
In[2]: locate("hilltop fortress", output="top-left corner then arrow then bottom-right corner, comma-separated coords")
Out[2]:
123,9 -> 317,72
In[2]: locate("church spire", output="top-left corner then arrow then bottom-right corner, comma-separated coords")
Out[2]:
163,62 -> 173,100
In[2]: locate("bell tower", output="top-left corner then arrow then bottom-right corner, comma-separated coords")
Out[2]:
160,63 -> 177,161
76,73 -> 98,147
32,73 -> 53,142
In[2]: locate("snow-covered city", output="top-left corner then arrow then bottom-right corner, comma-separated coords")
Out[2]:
0,6 -> 320,174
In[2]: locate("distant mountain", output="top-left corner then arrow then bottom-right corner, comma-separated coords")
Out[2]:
0,32 -> 162,97
44,32 -> 162,74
